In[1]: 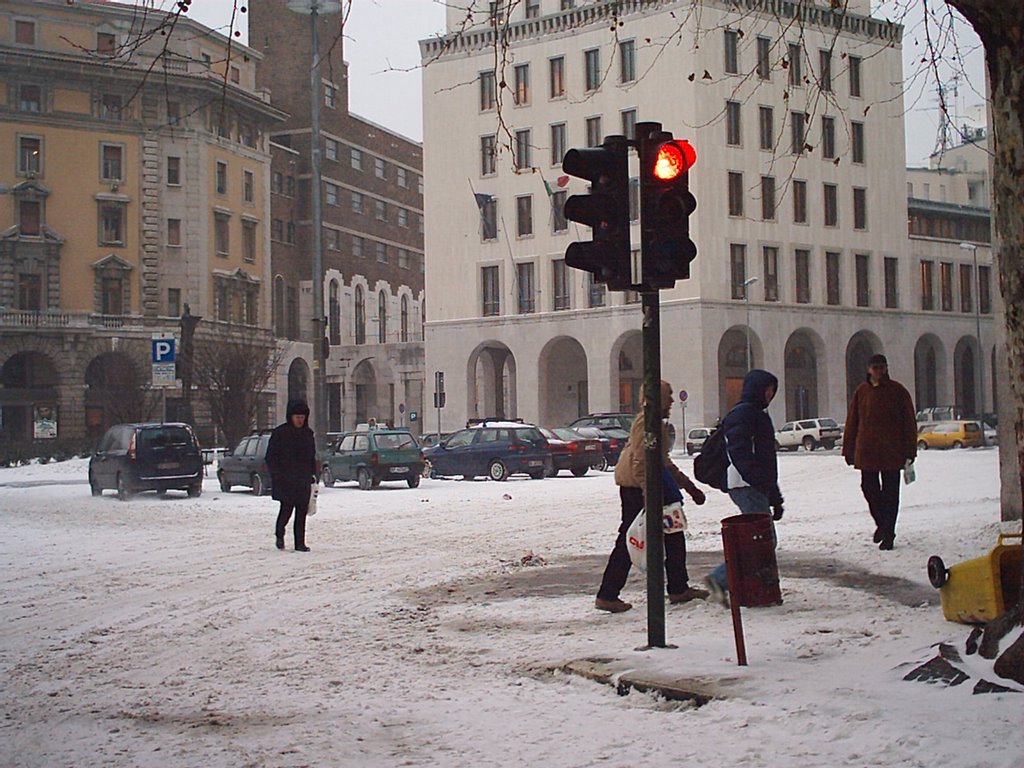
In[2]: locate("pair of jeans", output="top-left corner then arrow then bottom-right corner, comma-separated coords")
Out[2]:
275,487 -> 311,549
860,470 -> 901,542
708,486 -> 771,589
596,486 -> 690,600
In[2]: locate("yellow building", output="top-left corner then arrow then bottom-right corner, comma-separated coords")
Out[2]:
0,0 -> 285,442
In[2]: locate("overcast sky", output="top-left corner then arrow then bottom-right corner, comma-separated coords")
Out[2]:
140,0 -> 984,165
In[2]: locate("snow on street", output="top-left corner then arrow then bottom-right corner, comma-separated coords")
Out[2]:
1,447 -> 1020,767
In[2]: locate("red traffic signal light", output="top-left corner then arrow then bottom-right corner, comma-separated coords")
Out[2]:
639,136 -> 697,290
652,140 -> 697,181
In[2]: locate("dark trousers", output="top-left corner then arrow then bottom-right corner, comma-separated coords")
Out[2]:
275,489 -> 310,548
597,486 -> 689,600
860,470 -> 901,542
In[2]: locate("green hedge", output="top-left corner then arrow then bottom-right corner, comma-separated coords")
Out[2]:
0,438 -> 97,468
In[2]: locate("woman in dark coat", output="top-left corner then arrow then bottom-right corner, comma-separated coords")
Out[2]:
842,354 -> 917,550
266,400 -> 318,552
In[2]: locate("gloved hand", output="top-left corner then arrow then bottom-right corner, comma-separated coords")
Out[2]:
772,503 -> 784,521
688,487 -> 706,505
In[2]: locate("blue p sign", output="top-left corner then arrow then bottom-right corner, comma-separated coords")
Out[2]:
152,338 -> 176,363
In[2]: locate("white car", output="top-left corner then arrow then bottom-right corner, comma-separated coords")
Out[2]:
775,418 -> 843,451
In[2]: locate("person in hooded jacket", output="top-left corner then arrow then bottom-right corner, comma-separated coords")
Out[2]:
266,400 -> 319,552
704,368 -> 784,606
842,353 -> 917,550
594,380 -> 709,613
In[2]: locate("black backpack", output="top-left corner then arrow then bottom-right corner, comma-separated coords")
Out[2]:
693,423 -> 728,492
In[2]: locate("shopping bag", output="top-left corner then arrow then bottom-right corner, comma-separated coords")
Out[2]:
662,501 -> 688,534
307,482 -> 319,516
903,459 -> 916,485
626,510 -> 647,570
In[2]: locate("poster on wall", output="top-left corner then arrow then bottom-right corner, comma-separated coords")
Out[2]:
34,405 -> 57,439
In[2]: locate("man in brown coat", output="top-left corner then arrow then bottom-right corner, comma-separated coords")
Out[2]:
842,354 -> 917,550
595,380 -> 708,612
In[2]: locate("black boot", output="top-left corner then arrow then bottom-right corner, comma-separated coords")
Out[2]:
295,545 -> 311,552
275,535 -> 285,550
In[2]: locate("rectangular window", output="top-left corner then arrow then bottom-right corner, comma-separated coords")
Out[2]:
101,144 -> 123,181
937,264 -> 954,311
853,187 -> 867,230
100,93 -> 122,120
849,55 -> 862,97
352,235 -> 364,258
820,50 -> 832,92
788,42 -> 802,86
855,253 -> 870,307
761,176 -> 776,221
375,199 -> 387,221
98,202 -> 125,245
763,246 -> 779,301
324,83 -> 338,108
167,218 -> 182,246
552,190 -> 567,232
168,288 -> 181,318
550,123 -> 566,166
726,101 -> 741,146
481,197 -> 498,240
101,278 -> 123,315
979,265 -> 992,314
826,251 -> 841,305
757,37 -> 771,80
271,219 -> 283,241
230,65 -> 241,84
621,109 -> 637,140
286,221 -> 295,244
351,148 -> 363,170
884,257 -> 899,308
482,265 -> 500,316
549,56 -> 565,98
730,244 -> 747,299
620,40 -> 636,83
325,138 -> 338,161
325,182 -> 339,206
553,259 -> 570,310
166,100 -> 180,125
214,212 -> 229,255
243,220 -> 256,262
823,183 -> 838,227
397,208 -> 409,227
585,48 -> 601,91
480,70 -> 496,111
727,171 -> 744,217
243,170 -> 254,203
19,136 -> 41,174
15,19 -> 36,45
19,200 -> 40,236
526,0 -> 540,18
793,179 -> 807,224
376,242 -> 388,263
515,129 -> 532,170
374,157 -> 386,179
517,262 -> 536,313
851,121 -> 865,164
758,106 -> 773,150
17,273 -> 41,310
795,248 -> 810,303
216,161 -> 227,194
167,156 -> 181,185
724,29 -> 739,74
920,260 -> 935,310
19,83 -> 41,112
516,195 -> 533,237
822,116 -> 836,159
272,172 -> 282,193
791,111 -> 805,154
480,134 -> 497,175
397,247 -> 409,268
588,273 -> 606,308
585,116 -> 602,147
514,63 -> 530,105
959,264 -> 973,313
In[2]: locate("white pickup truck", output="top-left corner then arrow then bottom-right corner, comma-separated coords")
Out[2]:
775,418 -> 842,451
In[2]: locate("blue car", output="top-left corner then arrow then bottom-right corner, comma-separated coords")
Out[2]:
423,421 -> 552,481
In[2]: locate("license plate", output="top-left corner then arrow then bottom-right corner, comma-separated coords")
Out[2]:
389,466 -> 409,474
158,462 -> 179,470
528,460 -> 542,467
585,445 -> 598,451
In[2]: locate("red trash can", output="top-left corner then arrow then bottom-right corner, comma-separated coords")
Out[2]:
721,513 -> 782,607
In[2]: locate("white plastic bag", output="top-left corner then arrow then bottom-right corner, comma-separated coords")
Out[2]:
307,482 -> 319,516
626,511 -> 647,571
903,459 -> 916,485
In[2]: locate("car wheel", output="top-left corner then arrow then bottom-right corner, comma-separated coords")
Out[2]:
488,459 -> 509,481
187,483 -> 202,498
530,470 -> 546,480
593,456 -> 609,472
321,467 -> 335,487
952,440 -> 963,449
822,440 -> 835,450
802,436 -> 816,451
428,468 -> 439,479
775,440 -> 783,451
89,471 -> 102,497
917,440 -> 928,450
116,473 -> 132,502
571,466 -> 589,477
218,471 -> 232,493
358,468 -> 372,490
407,474 -> 420,488
251,474 -> 264,496
927,555 -> 948,588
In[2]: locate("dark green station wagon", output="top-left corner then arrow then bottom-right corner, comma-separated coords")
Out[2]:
320,429 -> 424,490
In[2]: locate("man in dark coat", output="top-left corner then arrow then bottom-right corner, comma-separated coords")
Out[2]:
843,354 -> 917,550
705,368 -> 783,606
266,400 -> 319,552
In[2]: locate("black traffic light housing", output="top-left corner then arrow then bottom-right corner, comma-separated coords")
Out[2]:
561,135 -> 631,290
639,130 -> 697,290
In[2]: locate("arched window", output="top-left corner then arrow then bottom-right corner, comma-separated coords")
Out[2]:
273,276 -> 285,337
378,290 -> 388,343
354,285 -> 365,345
328,279 -> 341,345
400,295 -> 409,342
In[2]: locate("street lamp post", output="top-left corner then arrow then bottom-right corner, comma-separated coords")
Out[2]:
743,276 -> 759,372
288,0 -> 343,450
959,242 -> 984,417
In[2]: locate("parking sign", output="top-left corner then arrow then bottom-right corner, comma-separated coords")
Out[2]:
152,337 -> 176,363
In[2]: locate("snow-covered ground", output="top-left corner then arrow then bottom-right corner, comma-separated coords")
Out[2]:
0,447 -> 1020,767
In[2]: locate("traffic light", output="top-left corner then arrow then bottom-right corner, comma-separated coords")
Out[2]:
639,133 -> 697,290
562,135 -> 631,290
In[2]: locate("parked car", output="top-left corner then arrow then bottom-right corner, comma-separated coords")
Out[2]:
685,426 -> 713,455
218,430 -> 272,495
917,420 -> 984,450
571,425 -> 627,469
569,412 -> 676,450
419,431 -> 452,449
775,418 -> 843,451
423,421 -> 552,481
916,406 -> 964,423
89,422 -> 203,501
321,428 -> 424,490
539,427 -> 604,476
982,422 -> 998,447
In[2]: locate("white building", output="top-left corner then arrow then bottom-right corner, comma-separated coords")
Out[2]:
420,0 -> 994,435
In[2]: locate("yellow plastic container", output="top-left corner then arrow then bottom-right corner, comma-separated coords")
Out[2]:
933,533 -> 1021,624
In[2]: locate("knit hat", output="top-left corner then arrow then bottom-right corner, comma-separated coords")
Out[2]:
868,354 -> 888,366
